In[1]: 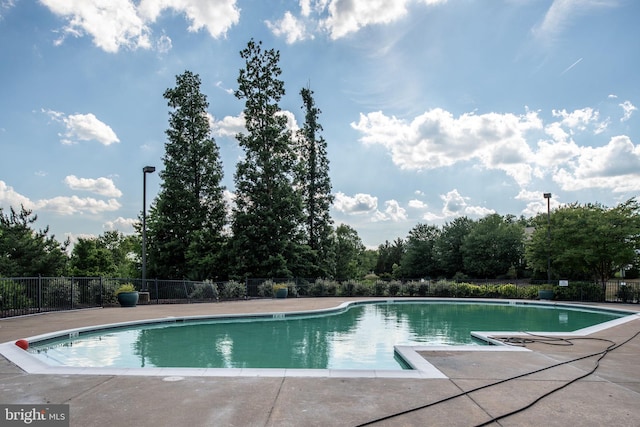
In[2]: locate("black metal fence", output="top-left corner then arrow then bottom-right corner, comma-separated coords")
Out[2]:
1,276 -> 638,318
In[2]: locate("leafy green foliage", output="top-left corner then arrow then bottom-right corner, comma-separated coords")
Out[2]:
376,238 -> 405,277
231,39 -> 304,278
115,283 -> 136,295
69,231 -> 139,277
219,280 -> 246,299
0,206 -> 68,277
333,224 -> 367,279
0,279 -> 31,309
433,217 -> 473,278
525,198 -> 640,284
188,281 -> 219,300
147,70 -> 227,280
461,214 -> 525,278
398,224 -> 439,278
296,86 -> 335,277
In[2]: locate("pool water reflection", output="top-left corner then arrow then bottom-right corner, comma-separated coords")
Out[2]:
29,302 -> 623,370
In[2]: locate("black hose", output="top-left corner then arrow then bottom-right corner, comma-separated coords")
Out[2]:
354,330 -> 640,427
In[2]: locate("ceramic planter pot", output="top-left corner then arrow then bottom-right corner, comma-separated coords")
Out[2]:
117,291 -> 139,307
275,288 -> 288,299
538,290 -> 554,300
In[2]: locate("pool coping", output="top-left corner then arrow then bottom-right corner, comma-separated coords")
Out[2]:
2,298 -> 638,379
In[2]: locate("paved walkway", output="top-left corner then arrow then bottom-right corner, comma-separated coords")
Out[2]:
1,298 -> 639,426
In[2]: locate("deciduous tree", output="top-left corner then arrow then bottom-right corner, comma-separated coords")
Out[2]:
526,198 -> 640,284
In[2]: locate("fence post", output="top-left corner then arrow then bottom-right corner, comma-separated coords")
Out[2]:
38,275 -> 42,313
155,278 -> 159,304
183,279 -> 189,302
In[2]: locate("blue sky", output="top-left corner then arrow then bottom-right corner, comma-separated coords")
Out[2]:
1,0 -> 638,249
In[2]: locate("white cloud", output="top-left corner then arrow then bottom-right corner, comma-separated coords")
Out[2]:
38,196 -> 121,215
0,180 -> 121,215
64,175 -> 123,198
517,190 -> 560,217
156,33 -> 172,53
0,181 -> 35,210
553,135 -> 640,192
408,199 -> 428,209
138,0 -> 240,38
551,107 -> 600,131
419,189 -> 494,221
212,113 -> 246,138
215,81 -> 234,95
44,109 -> 120,146
103,216 -> 138,233
382,199 -> 407,222
534,138 -> 581,170
333,191 -> 378,214
277,110 -> 300,134
534,0 -> 617,41
41,0 -> 240,53
0,0 -> 15,19
268,0 -> 447,42
352,108 -> 541,186
322,0 -> 410,39
441,189 -> 494,218
266,11 -> 310,44
41,0 -> 151,53
619,100 -> 637,122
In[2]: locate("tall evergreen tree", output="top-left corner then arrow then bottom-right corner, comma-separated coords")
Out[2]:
231,39 -> 303,278
296,86 -> 334,277
0,205 -> 68,276
146,70 -> 226,280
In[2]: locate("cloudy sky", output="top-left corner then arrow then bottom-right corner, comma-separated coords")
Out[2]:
1,0 -> 638,249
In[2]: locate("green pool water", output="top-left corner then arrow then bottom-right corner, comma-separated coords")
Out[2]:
29,302 -> 625,370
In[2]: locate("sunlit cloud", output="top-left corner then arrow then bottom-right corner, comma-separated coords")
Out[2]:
43,109 -> 119,146
64,175 -> 123,198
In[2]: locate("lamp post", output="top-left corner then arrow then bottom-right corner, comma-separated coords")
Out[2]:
142,166 -> 156,290
543,192 -> 551,283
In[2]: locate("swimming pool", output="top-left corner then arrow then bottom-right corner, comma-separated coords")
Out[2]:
24,300 -> 630,372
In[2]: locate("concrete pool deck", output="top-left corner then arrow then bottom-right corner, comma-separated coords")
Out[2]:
1,297 -> 639,426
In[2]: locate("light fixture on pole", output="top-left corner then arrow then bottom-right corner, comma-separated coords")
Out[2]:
543,192 -> 551,283
142,166 -> 156,290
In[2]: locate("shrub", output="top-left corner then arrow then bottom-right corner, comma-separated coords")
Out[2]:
373,280 -> 388,296
0,279 -> 31,310
388,281 -> 401,296
554,282 -> 604,302
258,280 -> 275,298
308,279 -> 338,296
520,285 -> 540,300
189,281 -> 219,300
417,282 -> 430,296
220,281 -> 245,299
115,283 -> 136,295
43,278 -> 80,308
405,281 -> 419,296
339,280 -> 357,296
353,281 -> 372,296
286,282 -> 298,298
432,281 -> 452,297
496,284 -> 518,298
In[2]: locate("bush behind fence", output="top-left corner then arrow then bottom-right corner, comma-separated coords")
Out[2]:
1,277 -> 638,318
